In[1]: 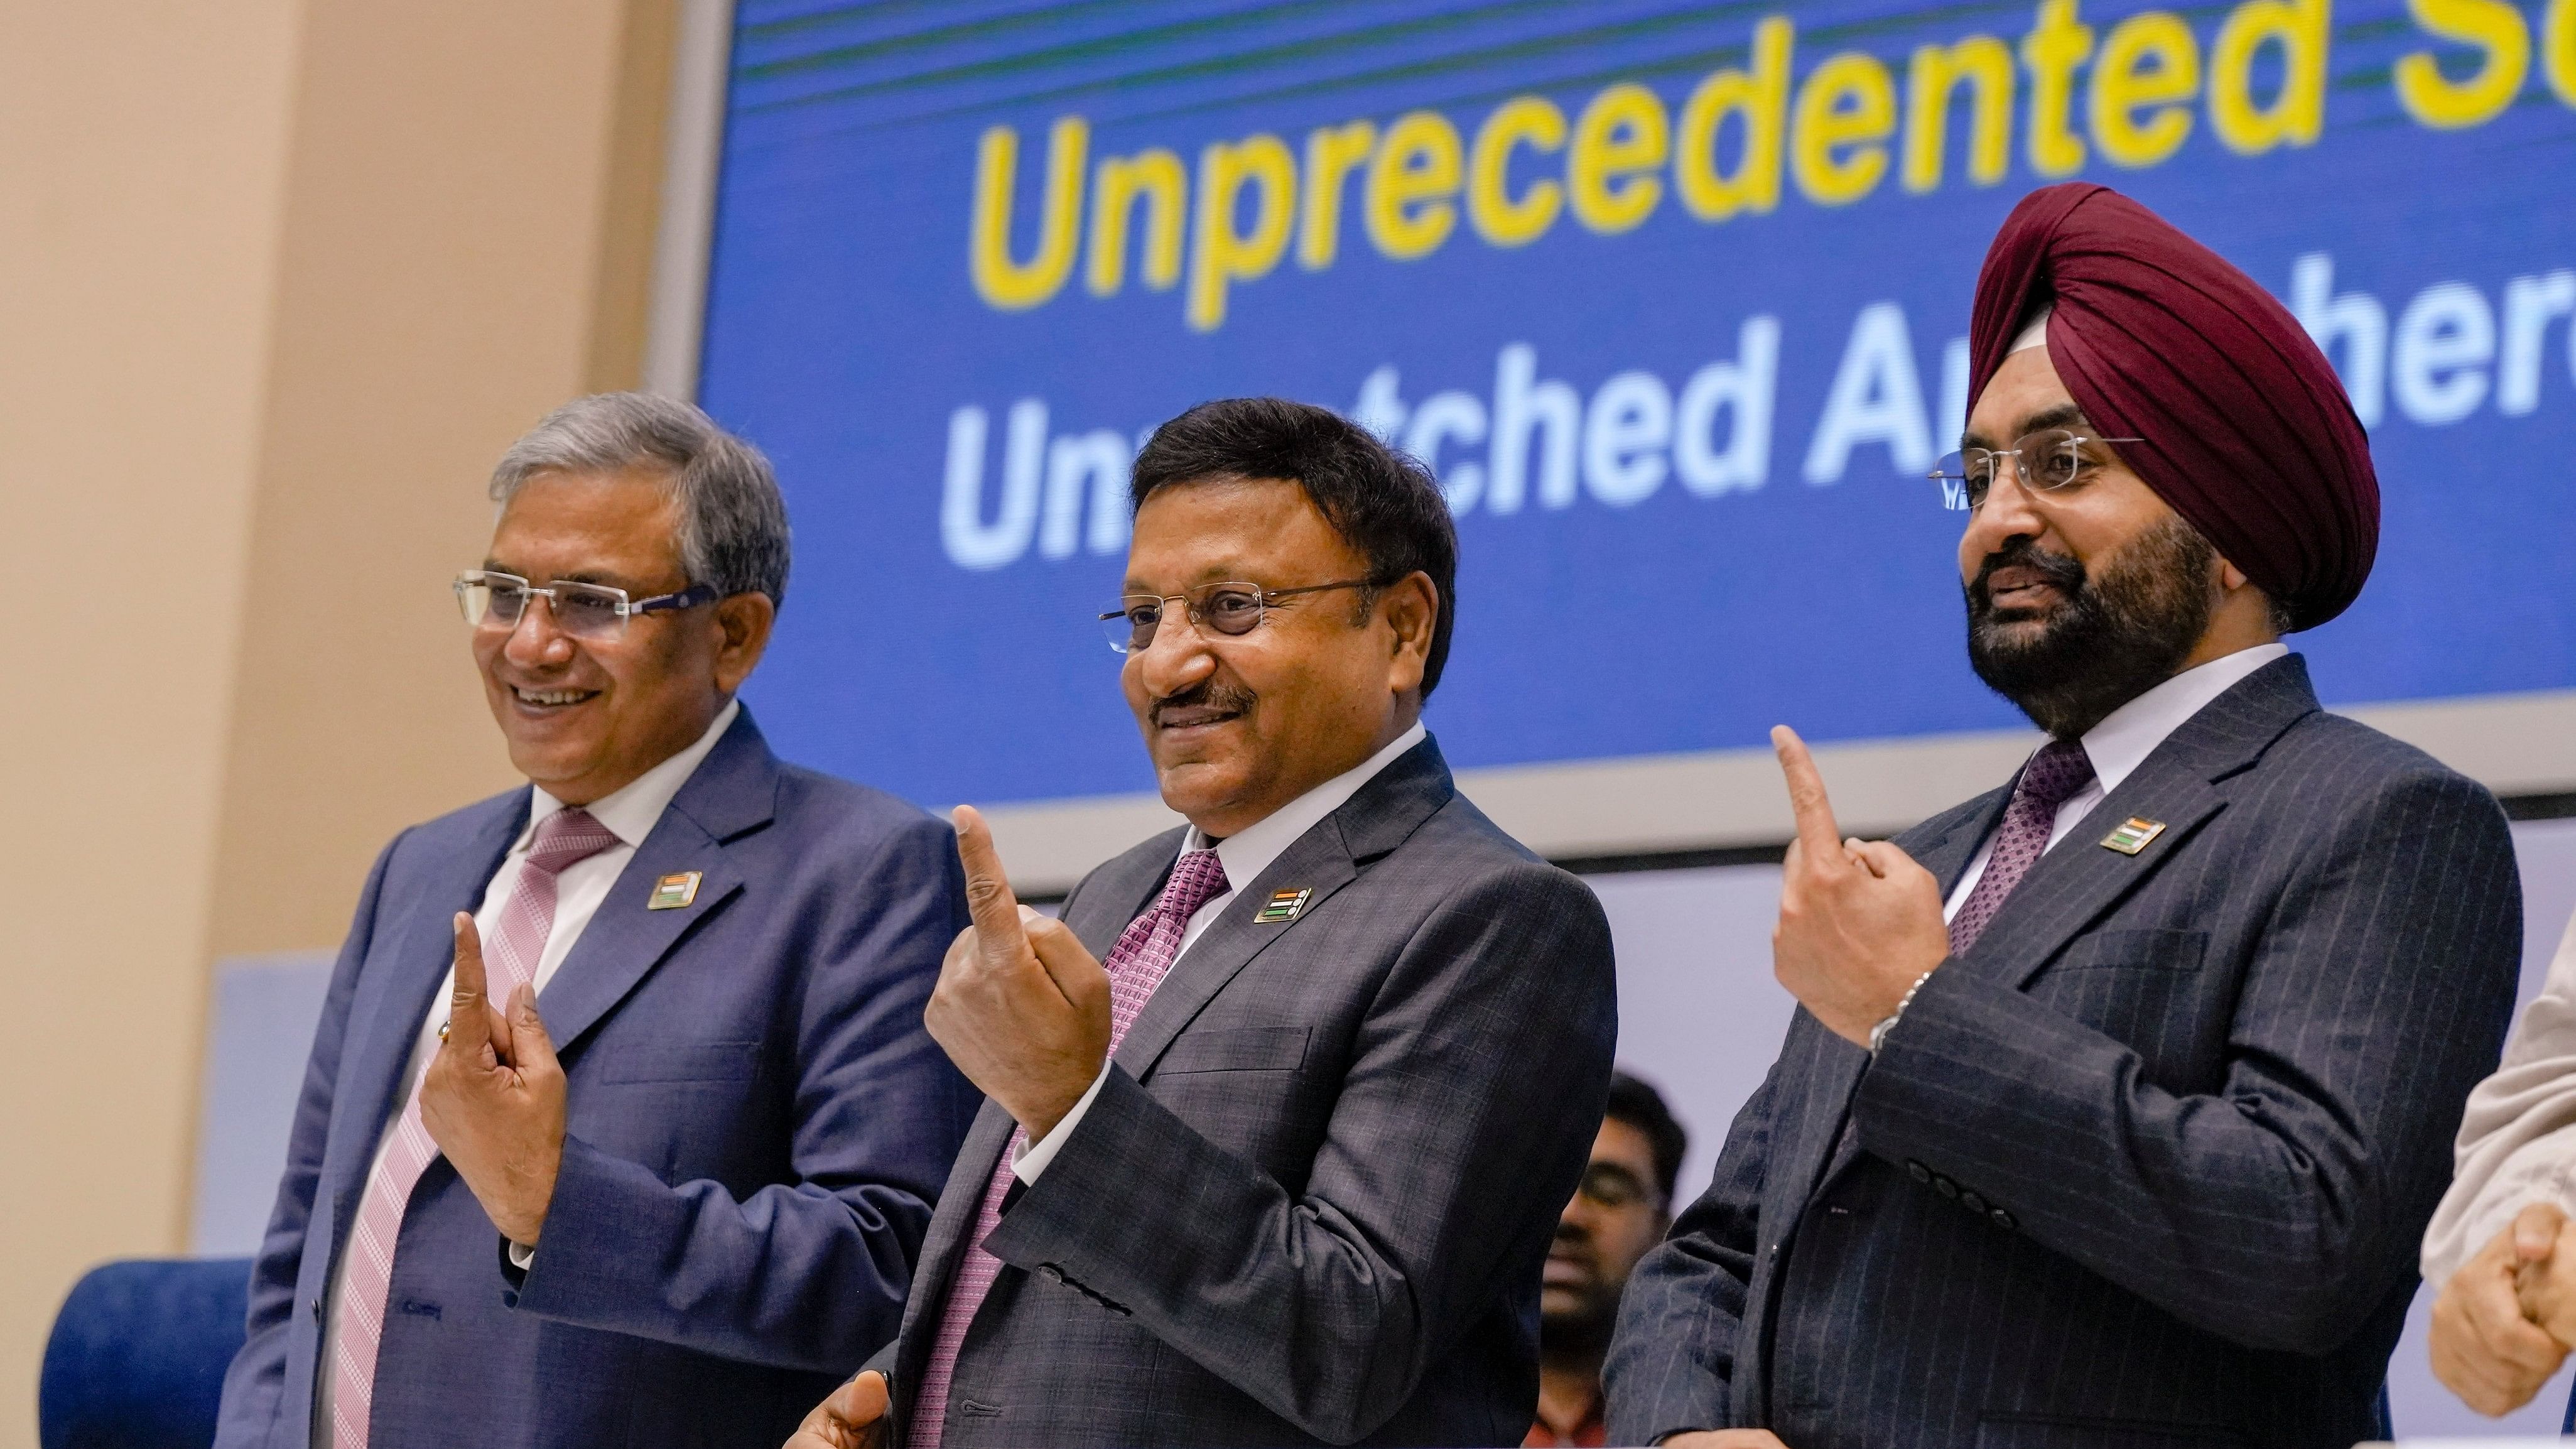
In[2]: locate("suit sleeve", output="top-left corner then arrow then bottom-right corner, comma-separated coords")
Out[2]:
1853,767 -> 2523,1355
1603,1059 -> 1782,1445
213,833 -> 402,1449
506,811 -> 977,1372
980,862 -> 1618,1444
2423,904 -> 2576,1288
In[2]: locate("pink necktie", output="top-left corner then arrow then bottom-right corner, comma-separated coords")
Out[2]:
909,848 -> 1231,1449
328,808 -> 620,1449
1948,739 -> 2096,954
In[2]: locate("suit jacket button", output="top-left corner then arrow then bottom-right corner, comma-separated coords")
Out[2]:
1959,1191 -> 1987,1214
1905,1159 -> 1932,1185
1989,1207 -> 2017,1230
310,1297 -> 323,1323
1933,1175 -> 1959,1200
1038,1264 -> 1064,1283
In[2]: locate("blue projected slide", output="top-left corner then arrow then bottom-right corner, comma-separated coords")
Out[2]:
701,0 -> 2576,812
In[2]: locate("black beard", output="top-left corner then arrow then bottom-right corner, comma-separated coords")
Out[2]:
1965,518 -> 2218,739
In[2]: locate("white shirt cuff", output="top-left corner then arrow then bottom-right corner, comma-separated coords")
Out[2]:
1013,1063 -> 1111,1185
507,1240 -> 536,1271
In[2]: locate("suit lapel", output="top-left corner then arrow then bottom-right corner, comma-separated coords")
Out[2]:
1113,737 -> 1454,1080
328,794 -> 524,1220
896,1098 -> 1020,1399
538,711 -> 776,1051
1910,789 -> 2011,899
1957,655 -> 2318,990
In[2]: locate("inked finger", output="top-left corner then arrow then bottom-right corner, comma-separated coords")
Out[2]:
951,805 -> 1029,968
1771,726 -> 1846,869
443,913 -> 494,1058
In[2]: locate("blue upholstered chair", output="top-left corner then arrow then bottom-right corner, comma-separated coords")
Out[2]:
41,1258 -> 252,1449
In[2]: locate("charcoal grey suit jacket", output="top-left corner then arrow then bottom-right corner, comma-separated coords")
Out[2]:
867,735 -> 1618,1447
1606,655 -> 2523,1449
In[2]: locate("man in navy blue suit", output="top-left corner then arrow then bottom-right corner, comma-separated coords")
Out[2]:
214,393 -> 978,1449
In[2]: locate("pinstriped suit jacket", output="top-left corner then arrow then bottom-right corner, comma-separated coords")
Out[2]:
869,735 -> 1619,1447
1606,656 -> 2523,1449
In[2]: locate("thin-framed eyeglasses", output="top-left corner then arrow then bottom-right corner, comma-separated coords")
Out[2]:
1928,428 -> 2143,513
1098,578 -> 1381,655
453,569 -> 721,640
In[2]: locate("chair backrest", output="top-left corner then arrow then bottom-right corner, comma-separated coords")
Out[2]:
41,1257 -> 253,1449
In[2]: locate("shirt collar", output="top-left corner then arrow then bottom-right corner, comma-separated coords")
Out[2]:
521,697 -> 741,852
2077,643 -> 2289,795
1182,720 -> 1429,890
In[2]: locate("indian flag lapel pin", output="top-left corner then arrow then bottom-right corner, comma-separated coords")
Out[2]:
648,871 -> 703,910
2099,818 -> 2166,856
1255,887 -> 1312,924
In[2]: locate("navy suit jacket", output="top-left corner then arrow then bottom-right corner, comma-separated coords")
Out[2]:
215,710 -> 979,1449
1606,656 -> 2524,1449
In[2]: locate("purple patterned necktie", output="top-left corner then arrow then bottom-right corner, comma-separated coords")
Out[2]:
909,847 -> 1232,1449
1947,739 -> 2096,954
330,807 -> 620,1449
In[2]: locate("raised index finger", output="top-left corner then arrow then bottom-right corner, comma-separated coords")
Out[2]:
951,805 -> 1029,969
442,912 -> 494,1057
1770,725 -> 1846,867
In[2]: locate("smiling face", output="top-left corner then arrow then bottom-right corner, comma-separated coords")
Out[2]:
1120,477 -> 1436,838
475,467 -> 774,803
1957,349 -> 2274,737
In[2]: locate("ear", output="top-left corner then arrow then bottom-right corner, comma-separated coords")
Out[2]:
2216,556 -> 2252,593
1376,571 -> 1438,695
710,592 -> 777,694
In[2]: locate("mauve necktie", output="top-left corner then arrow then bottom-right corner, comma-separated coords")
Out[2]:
909,847 -> 1231,1449
328,807 -> 621,1449
1948,739 -> 2096,955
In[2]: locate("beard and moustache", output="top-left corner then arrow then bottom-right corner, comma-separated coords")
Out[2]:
1966,517 -> 2221,740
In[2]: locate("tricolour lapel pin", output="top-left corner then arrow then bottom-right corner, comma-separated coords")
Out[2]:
1254,887 -> 1312,924
647,871 -> 703,910
2099,818 -> 2167,855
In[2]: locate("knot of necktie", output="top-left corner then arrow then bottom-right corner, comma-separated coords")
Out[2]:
2016,739 -> 2097,812
526,808 -> 622,876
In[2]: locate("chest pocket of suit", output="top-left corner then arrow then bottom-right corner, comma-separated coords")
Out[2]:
593,1039 -> 762,1083
1153,1026 -> 1309,1075
2052,929 -> 2207,973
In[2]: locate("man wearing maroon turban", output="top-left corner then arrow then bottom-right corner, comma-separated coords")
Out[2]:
1606,183 -> 2523,1448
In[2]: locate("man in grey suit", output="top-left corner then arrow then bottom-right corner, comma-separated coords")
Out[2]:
791,396 -> 1618,1448
1607,184 -> 2524,1448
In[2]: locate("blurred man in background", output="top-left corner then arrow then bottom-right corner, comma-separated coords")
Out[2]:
1530,1072 -> 1687,1448
1607,184 -> 2523,1449
791,396 -> 1618,1449
215,393 -> 977,1449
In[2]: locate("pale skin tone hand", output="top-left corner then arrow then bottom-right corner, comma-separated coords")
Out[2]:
923,805 -> 1114,1144
785,1369 -> 888,1449
418,913 -> 567,1246
1662,1431 -> 1792,1447
2430,1202 -> 2570,1415
1770,727 -> 1954,1046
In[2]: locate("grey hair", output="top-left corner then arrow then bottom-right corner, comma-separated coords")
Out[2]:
489,391 -> 791,608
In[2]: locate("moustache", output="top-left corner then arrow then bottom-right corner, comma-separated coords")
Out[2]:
1971,538 -> 2088,611
1150,679 -> 1258,728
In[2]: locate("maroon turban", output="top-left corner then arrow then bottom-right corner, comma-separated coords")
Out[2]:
1968,183 -> 2378,630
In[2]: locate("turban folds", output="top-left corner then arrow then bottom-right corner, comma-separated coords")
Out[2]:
1969,183 -> 2378,630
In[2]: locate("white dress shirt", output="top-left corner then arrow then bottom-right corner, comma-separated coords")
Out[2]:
1013,720 -> 1430,1184
1940,644 -> 2290,924
314,700 -> 736,1437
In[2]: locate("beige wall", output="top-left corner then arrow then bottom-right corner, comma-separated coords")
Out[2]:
0,1 -> 674,1442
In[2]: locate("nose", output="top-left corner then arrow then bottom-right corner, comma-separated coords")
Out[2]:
1130,601 -> 1215,698
1962,464 -> 2049,567
500,595 -> 576,670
